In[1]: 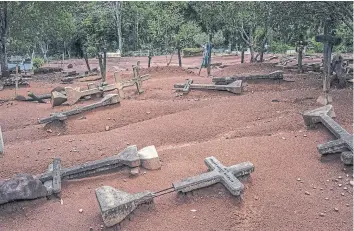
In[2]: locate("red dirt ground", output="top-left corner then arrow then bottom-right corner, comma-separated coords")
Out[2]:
0,54 -> 353,231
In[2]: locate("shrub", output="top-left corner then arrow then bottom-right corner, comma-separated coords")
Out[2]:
32,57 -> 44,69
269,42 -> 293,54
182,48 -> 203,57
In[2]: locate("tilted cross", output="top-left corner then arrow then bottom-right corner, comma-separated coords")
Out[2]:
302,105 -> 353,165
315,18 -> 341,99
114,62 -> 150,99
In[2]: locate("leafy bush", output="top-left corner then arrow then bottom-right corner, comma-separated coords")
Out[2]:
269,42 -> 293,54
182,48 -> 203,57
193,33 -> 209,47
212,30 -> 225,47
307,37 -> 323,53
32,57 -> 44,69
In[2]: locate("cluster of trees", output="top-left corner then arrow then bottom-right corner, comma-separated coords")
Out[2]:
0,1 -> 353,76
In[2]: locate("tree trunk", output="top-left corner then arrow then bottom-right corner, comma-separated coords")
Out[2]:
148,50 -> 152,68
0,2 -> 9,78
241,50 -> 245,63
114,1 -> 123,54
84,53 -> 91,72
249,29 -> 255,63
177,47 -> 182,67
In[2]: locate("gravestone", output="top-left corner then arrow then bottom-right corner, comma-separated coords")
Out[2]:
315,18 -> 341,105
174,80 -> 242,94
95,157 -> 254,227
38,94 -> 120,124
302,105 -> 353,165
212,71 -> 283,85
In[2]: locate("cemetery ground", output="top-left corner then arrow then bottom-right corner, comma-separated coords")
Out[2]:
0,54 -> 353,231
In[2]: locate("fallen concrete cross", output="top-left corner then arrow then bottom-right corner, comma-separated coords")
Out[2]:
173,156 -> 254,196
174,79 -> 242,94
1,145 -> 158,205
15,93 -> 51,102
0,126 -> 4,157
95,156 -> 254,227
28,92 -> 46,103
212,71 -> 283,85
37,145 -> 141,184
38,94 -> 120,124
302,105 -> 353,165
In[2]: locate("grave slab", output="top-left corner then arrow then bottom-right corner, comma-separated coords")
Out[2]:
38,94 -> 120,124
174,80 -> 242,94
173,156 -> 254,196
212,71 -> 283,85
302,105 -> 353,165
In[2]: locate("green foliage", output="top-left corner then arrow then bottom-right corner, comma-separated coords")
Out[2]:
182,48 -> 203,57
193,33 -> 208,46
212,30 -> 225,47
269,42 -> 293,54
308,37 -> 324,53
32,57 -> 44,69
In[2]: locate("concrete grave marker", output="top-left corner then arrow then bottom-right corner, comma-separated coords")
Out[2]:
95,157 -> 254,227
39,94 -> 120,124
173,156 -> 254,196
65,81 -> 120,105
212,71 -> 283,85
114,63 -> 150,99
138,145 -> 161,170
174,80 -> 242,94
0,145 -> 158,205
315,18 -> 341,105
96,186 -> 153,227
302,105 -> 353,165
38,145 -> 140,183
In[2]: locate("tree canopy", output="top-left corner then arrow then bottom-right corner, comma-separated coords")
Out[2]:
0,1 -> 353,69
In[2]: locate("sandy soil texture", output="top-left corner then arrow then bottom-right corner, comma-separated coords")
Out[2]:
0,54 -> 353,231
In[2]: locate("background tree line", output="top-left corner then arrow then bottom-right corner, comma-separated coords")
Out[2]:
0,1 -> 353,76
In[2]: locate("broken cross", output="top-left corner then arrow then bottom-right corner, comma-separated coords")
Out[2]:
302,105 -> 353,165
212,71 -> 283,85
174,80 -> 242,94
38,94 -> 120,124
95,156 -> 254,227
